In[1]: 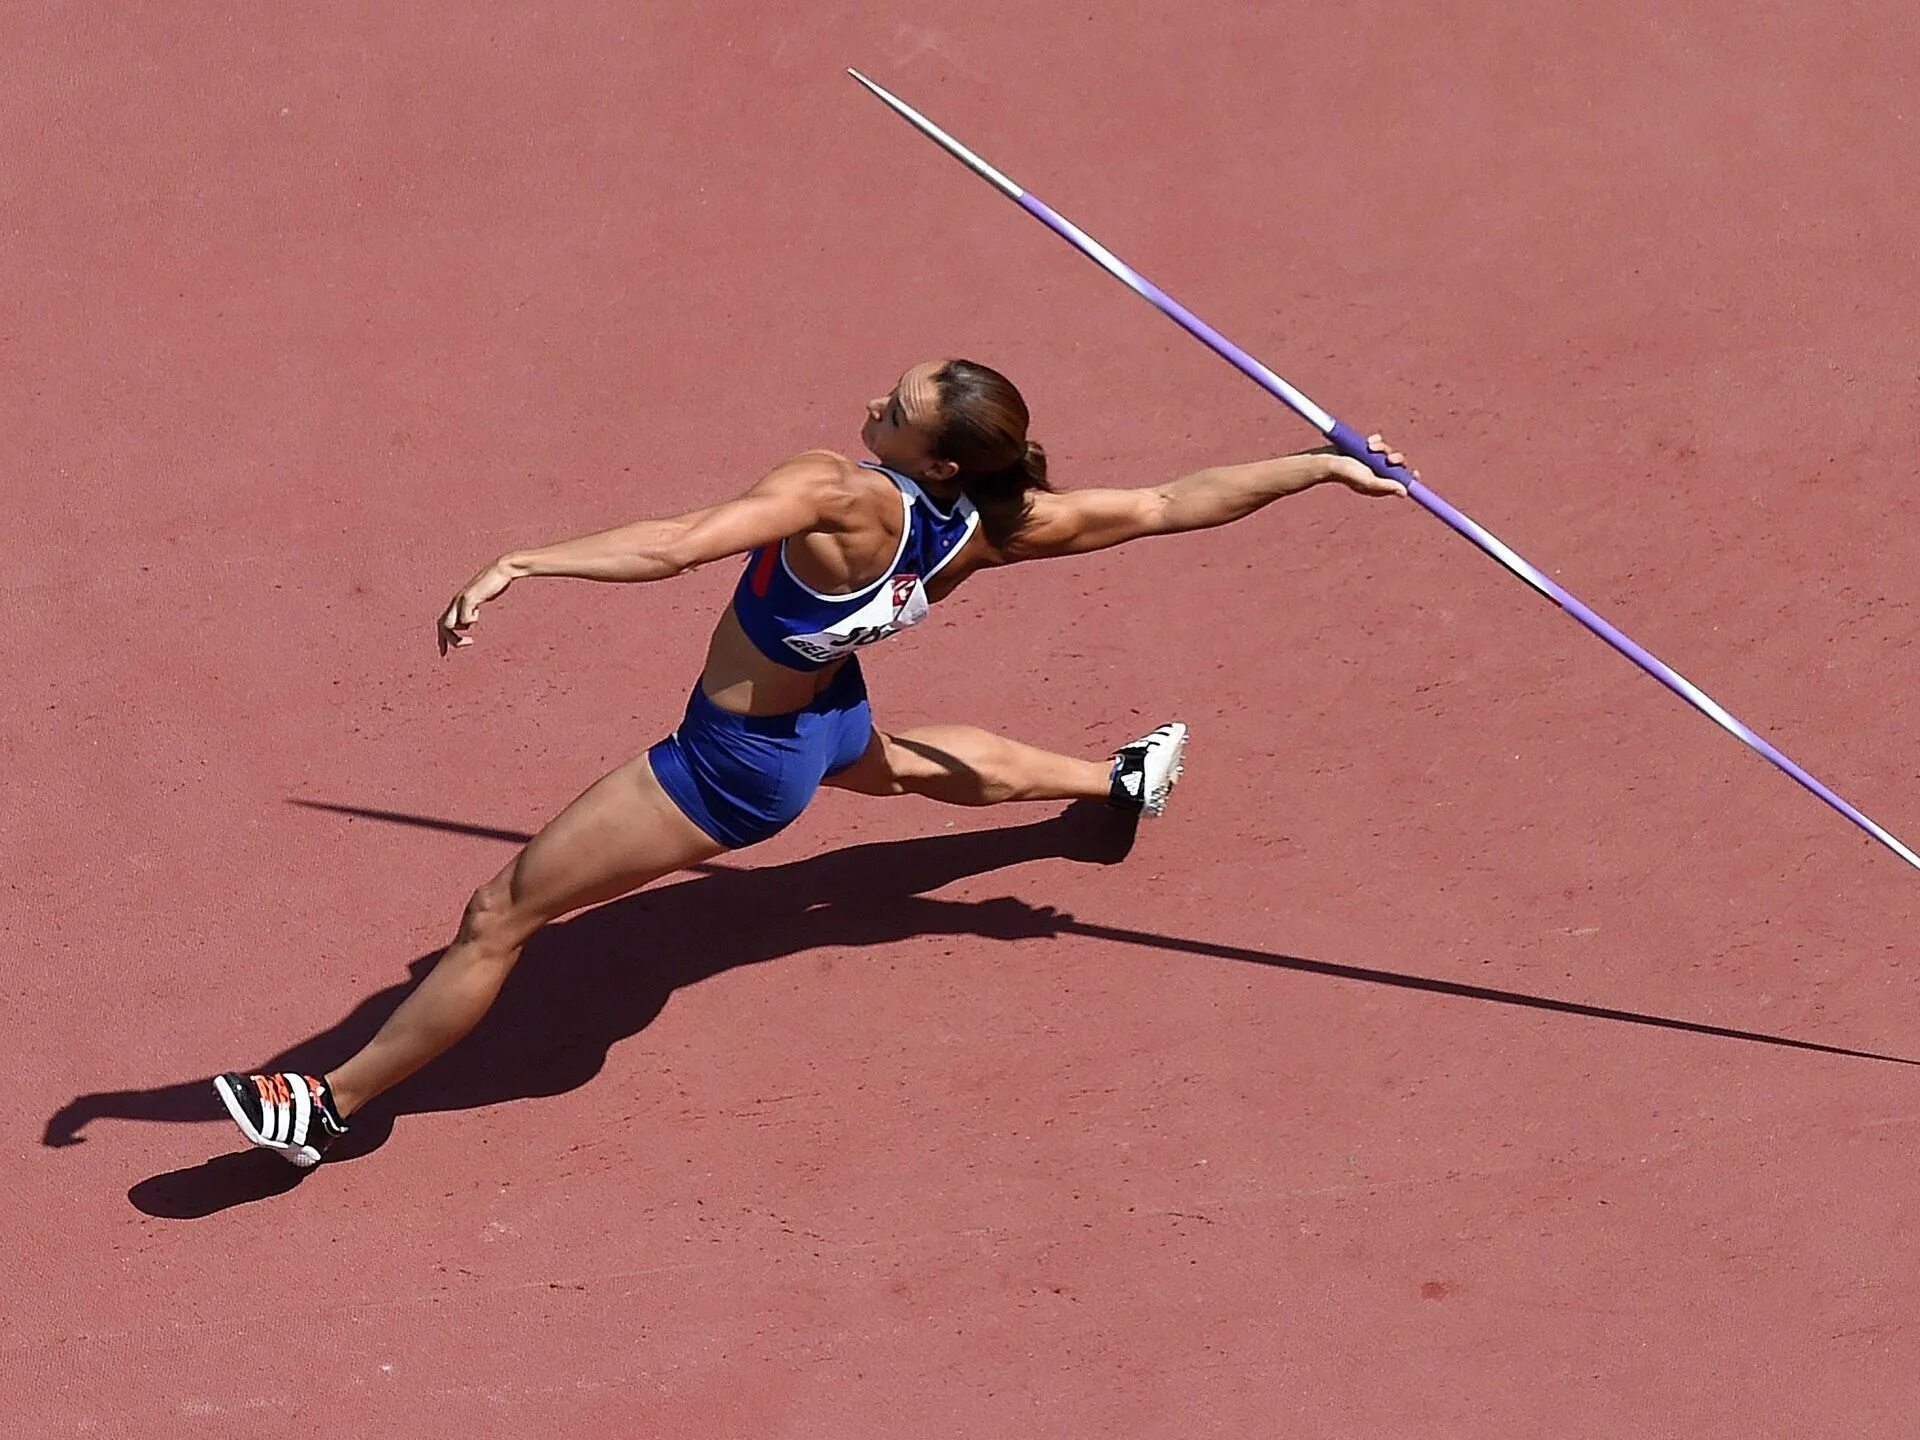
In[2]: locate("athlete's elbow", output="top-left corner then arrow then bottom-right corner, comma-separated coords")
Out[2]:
1149,487 -> 1211,536
648,523 -> 711,580
633,551 -> 698,583
645,545 -> 692,580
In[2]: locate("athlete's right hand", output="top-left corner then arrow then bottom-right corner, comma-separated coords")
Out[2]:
437,560 -> 514,655
1325,433 -> 1417,497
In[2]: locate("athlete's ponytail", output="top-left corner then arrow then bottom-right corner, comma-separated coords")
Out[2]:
930,359 -> 1054,546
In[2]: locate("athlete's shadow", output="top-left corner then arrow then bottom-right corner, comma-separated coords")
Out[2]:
45,802 -> 1137,1218
47,799 -> 1920,1220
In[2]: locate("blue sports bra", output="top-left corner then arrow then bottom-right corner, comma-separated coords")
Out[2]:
731,462 -> 981,671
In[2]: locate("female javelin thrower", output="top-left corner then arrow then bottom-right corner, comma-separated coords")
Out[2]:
215,359 -> 1410,1166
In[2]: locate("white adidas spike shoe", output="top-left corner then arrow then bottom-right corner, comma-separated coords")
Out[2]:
1108,722 -> 1187,818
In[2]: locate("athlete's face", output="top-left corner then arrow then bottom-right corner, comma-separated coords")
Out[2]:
862,361 -> 959,483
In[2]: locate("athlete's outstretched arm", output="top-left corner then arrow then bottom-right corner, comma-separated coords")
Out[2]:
436,452 -> 851,654
1000,436 -> 1412,564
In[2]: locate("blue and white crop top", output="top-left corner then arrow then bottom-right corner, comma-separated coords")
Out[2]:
731,462 -> 981,671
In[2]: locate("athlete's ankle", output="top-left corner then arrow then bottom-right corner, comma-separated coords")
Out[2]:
321,1073 -> 359,1121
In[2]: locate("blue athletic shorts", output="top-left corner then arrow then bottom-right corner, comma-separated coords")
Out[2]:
648,659 -> 874,849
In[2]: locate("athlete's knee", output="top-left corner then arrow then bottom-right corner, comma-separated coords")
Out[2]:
457,874 -> 539,953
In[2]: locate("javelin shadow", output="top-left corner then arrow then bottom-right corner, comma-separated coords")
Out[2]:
1063,920 -> 1919,1067
286,799 -> 538,846
44,800 -> 1916,1219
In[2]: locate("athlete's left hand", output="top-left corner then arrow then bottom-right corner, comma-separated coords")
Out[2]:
437,560 -> 513,655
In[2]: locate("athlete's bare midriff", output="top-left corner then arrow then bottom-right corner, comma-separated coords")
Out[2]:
696,454 -> 992,716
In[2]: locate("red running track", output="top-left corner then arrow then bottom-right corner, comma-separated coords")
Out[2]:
7,2 -> 1920,1435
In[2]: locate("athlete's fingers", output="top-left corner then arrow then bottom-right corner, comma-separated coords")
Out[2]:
1361,432 -> 1415,477
436,597 -> 476,655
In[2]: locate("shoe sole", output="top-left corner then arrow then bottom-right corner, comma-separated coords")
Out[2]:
213,1074 -> 323,1169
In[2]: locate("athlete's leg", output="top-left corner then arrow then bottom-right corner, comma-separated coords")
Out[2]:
325,755 -> 724,1117
823,725 -> 1111,807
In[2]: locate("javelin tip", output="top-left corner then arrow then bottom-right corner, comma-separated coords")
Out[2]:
843,69 -> 1024,199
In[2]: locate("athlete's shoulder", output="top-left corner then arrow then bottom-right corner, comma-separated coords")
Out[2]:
762,449 -> 888,495
748,450 -> 891,532
758,448 -> 851,480
745,450 -> 850,500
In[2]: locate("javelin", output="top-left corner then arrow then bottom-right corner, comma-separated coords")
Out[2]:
847,68 -> 1919,874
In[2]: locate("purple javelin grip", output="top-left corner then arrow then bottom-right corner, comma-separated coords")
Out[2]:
848,69 -> 1918,874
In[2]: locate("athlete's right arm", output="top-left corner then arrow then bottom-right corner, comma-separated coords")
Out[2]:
998,439 -> 1410,564
436,452 -> 851,654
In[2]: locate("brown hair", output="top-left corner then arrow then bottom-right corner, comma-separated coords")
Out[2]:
929,358 -> 1052,545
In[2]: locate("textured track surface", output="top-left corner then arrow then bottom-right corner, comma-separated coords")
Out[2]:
9,3 -> 1919,1435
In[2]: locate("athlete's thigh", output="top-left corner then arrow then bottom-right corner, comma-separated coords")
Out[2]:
821,728 -> 893,796
820,727 -> 971,797
504,752 -> 725,922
